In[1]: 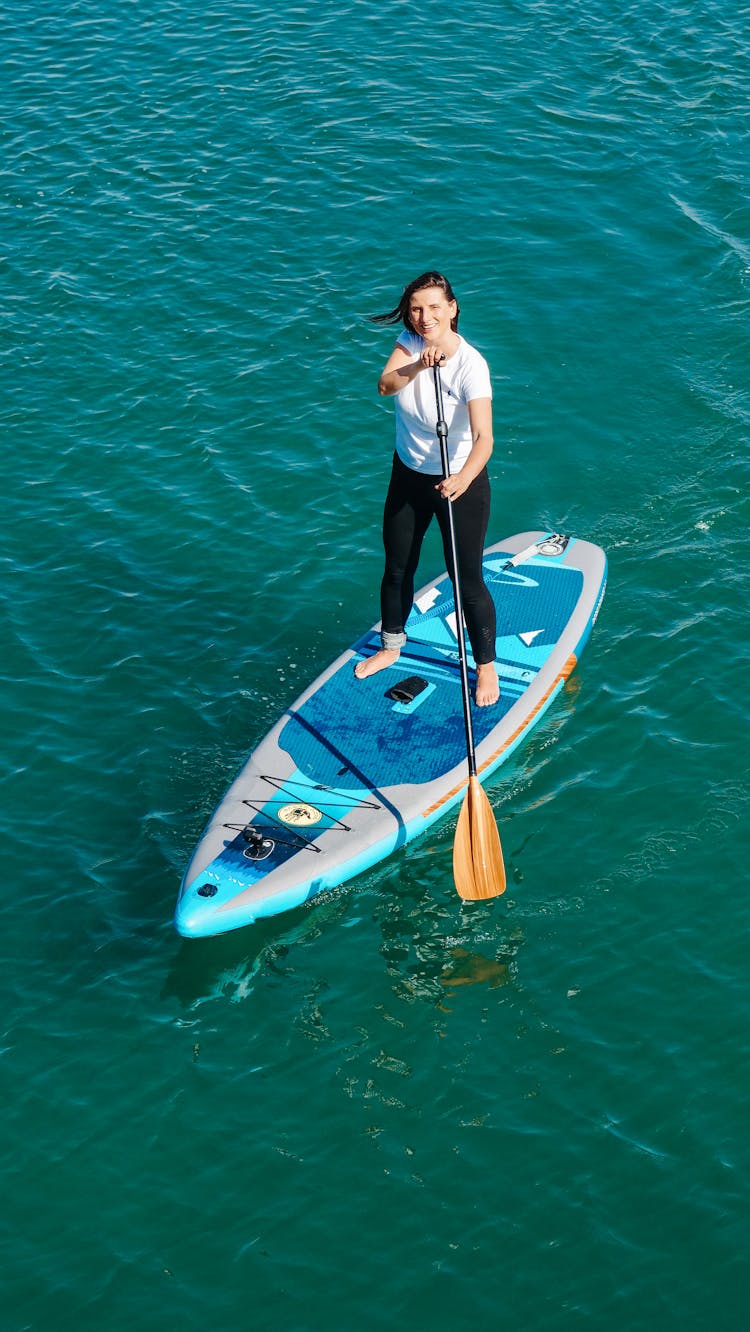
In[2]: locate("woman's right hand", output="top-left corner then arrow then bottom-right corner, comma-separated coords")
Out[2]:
419,346 -> 447,369
378,342 -> 447,395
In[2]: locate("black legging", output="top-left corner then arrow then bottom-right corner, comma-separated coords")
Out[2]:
380,452 -> 496,665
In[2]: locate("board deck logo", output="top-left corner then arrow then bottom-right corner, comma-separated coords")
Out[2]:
278,801 -> 323,827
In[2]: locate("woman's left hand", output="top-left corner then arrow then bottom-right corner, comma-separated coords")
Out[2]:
436,399 -> 492,502
435,471 -> 472,502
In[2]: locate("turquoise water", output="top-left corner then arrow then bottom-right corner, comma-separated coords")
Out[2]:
3,1 -> 749,1327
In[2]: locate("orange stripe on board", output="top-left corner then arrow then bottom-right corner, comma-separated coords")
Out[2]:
421,653 -> 578,819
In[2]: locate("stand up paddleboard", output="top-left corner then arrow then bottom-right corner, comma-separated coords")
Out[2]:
175,531 -> 606,937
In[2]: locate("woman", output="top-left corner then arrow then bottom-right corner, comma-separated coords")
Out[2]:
354,271 -> 499,707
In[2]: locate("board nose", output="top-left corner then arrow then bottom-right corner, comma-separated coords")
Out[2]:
174,882 -> 242,938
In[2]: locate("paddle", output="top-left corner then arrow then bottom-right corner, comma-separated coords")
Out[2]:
432,361 -> 506,900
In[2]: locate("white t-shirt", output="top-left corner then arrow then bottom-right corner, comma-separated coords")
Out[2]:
393,330 -> 492,474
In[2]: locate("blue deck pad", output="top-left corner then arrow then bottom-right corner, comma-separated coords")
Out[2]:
279,665 -> 470,790
405,551 -> 582,678
279,552 -> 583,791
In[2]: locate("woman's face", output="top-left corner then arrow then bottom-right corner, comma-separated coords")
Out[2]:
407,286 -> 457,342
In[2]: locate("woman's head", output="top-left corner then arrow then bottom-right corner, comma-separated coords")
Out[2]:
372,271 -> 460,333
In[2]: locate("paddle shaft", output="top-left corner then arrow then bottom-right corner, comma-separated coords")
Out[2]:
432,364 -> 478,781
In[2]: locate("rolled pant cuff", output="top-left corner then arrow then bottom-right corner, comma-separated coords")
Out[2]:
381,629 -> 407,651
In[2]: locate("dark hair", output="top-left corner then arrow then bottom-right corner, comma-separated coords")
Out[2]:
371,271 -> 460,333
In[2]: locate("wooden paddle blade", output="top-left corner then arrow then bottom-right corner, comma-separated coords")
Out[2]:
453,776 -> 506,900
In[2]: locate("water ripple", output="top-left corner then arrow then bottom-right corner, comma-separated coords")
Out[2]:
3,3 -> 750,1328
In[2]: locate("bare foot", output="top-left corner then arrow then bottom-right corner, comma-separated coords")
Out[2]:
475,663 -> 499,707
354,648 -> 401,680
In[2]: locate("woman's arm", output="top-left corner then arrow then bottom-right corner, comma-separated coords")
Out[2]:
377,341 -> 448,396
377,343 -> 421,396
436,397 -> 493,501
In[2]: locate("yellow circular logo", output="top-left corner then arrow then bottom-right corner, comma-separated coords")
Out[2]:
278,802 -> 323,827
